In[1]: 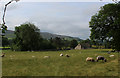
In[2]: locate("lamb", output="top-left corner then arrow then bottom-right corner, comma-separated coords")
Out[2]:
60,53 -> 63,56
96,56 -> 107,62
1,53 -> 5,57
86,57 -> 95,62
65,54 -> 70,57
109,55 -> 115,57
44,56 -> 50,58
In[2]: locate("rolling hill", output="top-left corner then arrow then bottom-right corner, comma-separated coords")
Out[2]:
5,30 -> 82,41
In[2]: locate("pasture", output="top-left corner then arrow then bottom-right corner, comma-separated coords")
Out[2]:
1,49 -> 119,76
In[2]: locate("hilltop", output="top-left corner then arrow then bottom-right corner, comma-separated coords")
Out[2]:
5,30 -> 82,41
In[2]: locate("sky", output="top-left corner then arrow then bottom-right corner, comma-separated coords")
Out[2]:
0,0 -> 115,39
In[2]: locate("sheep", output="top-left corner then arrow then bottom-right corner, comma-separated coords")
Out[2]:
44,56 -> 50,58
60,53 -> 63,56
1,53 -> 5,57
86,57 -> 95,62
65,54 -> 70,57
32,56 -> 35,58
109,55 -> 115,57
96,56 -> 107,62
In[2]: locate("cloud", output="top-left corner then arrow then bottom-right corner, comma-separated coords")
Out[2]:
2,2 -> 109,39
5,15 -> 29,30
26,3 -> 101,39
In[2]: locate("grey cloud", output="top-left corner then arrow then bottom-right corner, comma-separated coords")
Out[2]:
28,13 -> 90,39
4,2 -> 108,39
6,15 -> 29,30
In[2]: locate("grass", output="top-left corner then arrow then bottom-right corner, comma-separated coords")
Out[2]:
1,49 -> 119,76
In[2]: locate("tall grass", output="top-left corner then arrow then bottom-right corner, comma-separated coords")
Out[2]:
2,49 -> 119,76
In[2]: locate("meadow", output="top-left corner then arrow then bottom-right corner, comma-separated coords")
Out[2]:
1,49 -> 119,76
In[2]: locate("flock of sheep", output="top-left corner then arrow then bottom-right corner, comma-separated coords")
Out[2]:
86,53 -> 115,62
43,54 -> 70,58
43,53 -> 115,63
1,52 -> 115,63
86,56 -> 107,62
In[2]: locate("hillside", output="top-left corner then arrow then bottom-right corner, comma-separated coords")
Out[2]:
5,30 -> 82,41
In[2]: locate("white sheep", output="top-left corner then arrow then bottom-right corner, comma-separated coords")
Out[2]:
60,53 -> 63,56
96,56 -> 107,62
109,55 -> 115,57
32,56 -> 35,58
44,56 -> 50,58
86,57 -> 95,62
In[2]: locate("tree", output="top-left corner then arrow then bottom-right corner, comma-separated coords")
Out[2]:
89,2 -> 120,51
2,37 -> 9,47
52,37 -> 63,50
62,39 -> 71,50
40,39 -> 56,50
0,36 -> 9,47
80,39 -> 92,49
11,23 -> 42,51
70,39 -> 78,49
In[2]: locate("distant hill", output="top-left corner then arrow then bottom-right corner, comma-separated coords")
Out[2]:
5,30 -> 82,41
5,30 -> 15,39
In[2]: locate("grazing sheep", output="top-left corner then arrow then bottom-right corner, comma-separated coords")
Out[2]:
109,55 -> 115,57
44,56 -> 50,58
65,54 -> 70,57
32,56 -> 35,58
86,57 -> 95,62
1,53 -> 5,57
60,53 -> 63,56
96,56 -> 107,62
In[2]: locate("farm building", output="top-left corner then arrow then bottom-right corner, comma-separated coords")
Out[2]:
75,44 -> 82,50
75,43 -> 91,49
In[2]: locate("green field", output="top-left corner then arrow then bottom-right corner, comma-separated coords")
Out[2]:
1,49 -> 119,76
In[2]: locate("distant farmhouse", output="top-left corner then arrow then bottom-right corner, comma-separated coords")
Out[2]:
75,43 -> 91,49
75,44 -> 82,50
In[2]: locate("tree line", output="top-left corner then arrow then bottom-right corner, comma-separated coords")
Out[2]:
1,23 -> 78,51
